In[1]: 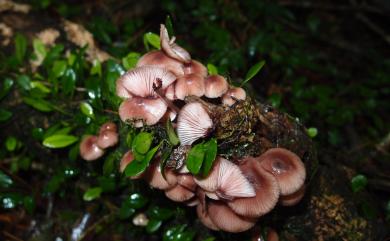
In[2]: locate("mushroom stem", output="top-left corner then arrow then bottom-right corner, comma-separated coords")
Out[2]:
153,79 -> 180,114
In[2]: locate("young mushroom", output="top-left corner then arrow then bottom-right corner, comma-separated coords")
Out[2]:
183,60 -> 208,77
257,148 -> 306,195
165,184 -> 195,202
177,102 -> 213,145
279,185 -> 306,206
174,73 -> 205,100
144,160 -> 177,190
222,87 -> 246,106
204,75 -> 229,98
79,135 -> 105,161
96,130 -> 118,149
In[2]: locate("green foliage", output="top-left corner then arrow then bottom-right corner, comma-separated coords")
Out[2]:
83,187 -> 103,201
43,134 -> 79,148
351,174 -> 368,193
186,138 -> 217,176
241,60 -> 265,86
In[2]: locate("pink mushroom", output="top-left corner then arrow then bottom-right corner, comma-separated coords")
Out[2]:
204,75 -> 229,98
136,50 -> 184,77
79,135 -> 105,161
222,87 -> 246,106
174,73 -> 205,100
160,24 -> 191,64
183,60 -> 208,77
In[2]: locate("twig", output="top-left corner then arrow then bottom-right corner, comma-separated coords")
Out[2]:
355,13 -> 390,46
77,213 -> 114,241
2,231 -> 24,241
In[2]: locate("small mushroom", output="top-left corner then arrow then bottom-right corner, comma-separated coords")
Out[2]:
204,75 -> 229,98
79,135 -> 105,161
145,160 -> 177,190
177,174 -> 197,191
227,158 -> 280,218
118,97 -> 167,127
222,87 -> 246,106
196,201 -> 220,231
165,185 -> 195,202
160,24 -> 191,64
174,73 -> 205,100
279,185 -> 306,206
132,213 -> 149,227
183,60 -> 208,77
177,102 -> 213,145
208,201 -> 256,233
99,122 -> 117,133
257,148 -> 306,195
136,50 -> 184,77
96,130 -> 118,149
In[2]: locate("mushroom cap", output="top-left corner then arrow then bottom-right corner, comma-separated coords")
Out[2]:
177,174 -> 197,191
165,184 -> 195,202
118,66 -> 176,98
96,130 -> 118,149
116,77 -> 133,99
204,75 -> 229,98
208,201 -> 257,232
194,156 -> 220,192
177,102 -> 213,145
216,157 -> 256,199
279,185 -> 306,206
257,148 -> 306,195
145,160 -> 177,190
227,158 -> 280,218
174,73 -> 205,100
118,97 -> 167,127
160,24 -> 191,64
196,202 -> 219,231
183,60 -> 208,77
185,197 -> 199,207
99,122 -> 117,133
137,50 -> 184,77
80,135 -> 105,161
119,151 -> 144,179
165,84 -> 176,100
222,87 -> 246,106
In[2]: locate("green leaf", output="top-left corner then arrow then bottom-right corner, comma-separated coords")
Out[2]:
118,203 -> 135,220
146,219 -> 162,233
53,126 -> 73,135
0,193 -> 23,209
127,193 -> 148,209
43,44 -> 64,68
42,134 -> 79,148
307,127 -> 318,138
0,170 -> 13,188
0,108 -> 12,122
165,15 -> 174,36
186,143 -> 205,175
241,60 -> 265,86
31,128 -> 44,140
202,238 -> 215,241
62,68 -> 77,95
148,205 -> 174,220
0,78 -> 14,100
207,63 -> 218,75
52,60 -> 67,78
22,97 -> 53,112
132,132 -> 153,154
166,119 -> 179,145
122,52 -> 140,70
5,136 -> 18,152
14,33 -> 27,63
80,102 -> 95,119
143,32 -> 161,50
83,187 -> 102,201
90,59 -> 102,76
16,75 -> 31,91
268,93 -> 282,108
23,196 -> 35,214
31,81 -> 51,94
33,39 -> 47,60
125,143 -> 160,177
163,224 -> 195,241
202,138 -> 217,176
351,174 -> 368,193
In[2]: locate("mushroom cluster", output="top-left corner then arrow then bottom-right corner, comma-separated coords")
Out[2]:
80,24 -> 308,233
80,122 -> 118,161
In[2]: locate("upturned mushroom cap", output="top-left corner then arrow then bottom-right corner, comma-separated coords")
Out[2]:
279,185 -> 306,206
204,75 -> 229,98
194,157 -> 220,192
99,122 -> 117,133
80,135 -> 105,161
145,160 -> 177,190
177,102 -> 213,145
118,97 -> 167,127
222,87 -> 246,106
257,148 -> 306,195
118,66 -> 176,98
208,201 -> 257,232
136,50 -> 184,77
160,24 -> 191,64
96,130 -> 118,149
165,185 -> 195,202
174,73 -> 205,100
227,158 -> 280,218
183,60 -> 208,77
216,157 -> 255,199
